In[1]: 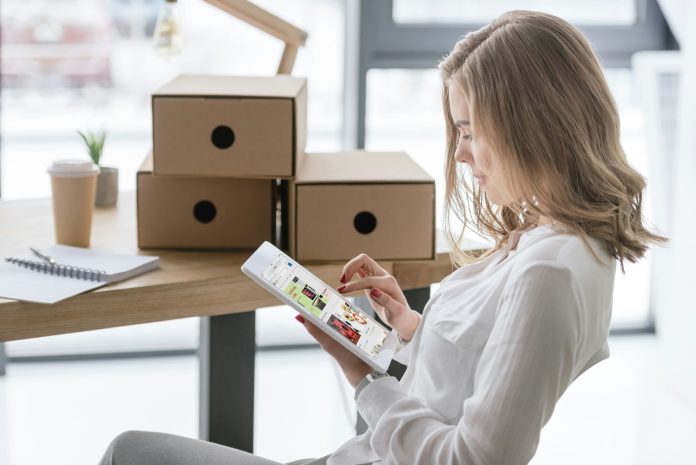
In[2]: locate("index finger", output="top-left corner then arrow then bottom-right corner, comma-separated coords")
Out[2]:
340,253 -> 388,283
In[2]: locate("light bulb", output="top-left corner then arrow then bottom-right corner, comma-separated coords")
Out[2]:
154,0 -> 183,56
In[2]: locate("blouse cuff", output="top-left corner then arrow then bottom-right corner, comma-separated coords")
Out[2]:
355,376 -> 406,429
391,312 -> 420,366
392,337 -> 413,366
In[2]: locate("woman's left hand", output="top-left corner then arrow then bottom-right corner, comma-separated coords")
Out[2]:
295,315 -> 373,388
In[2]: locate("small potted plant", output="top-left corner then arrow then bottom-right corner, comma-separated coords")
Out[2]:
78,129 -> 118,207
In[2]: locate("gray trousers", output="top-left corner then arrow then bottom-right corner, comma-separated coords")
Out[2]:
98,431 -> 329,465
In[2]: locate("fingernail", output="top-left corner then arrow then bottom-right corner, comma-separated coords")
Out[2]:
295,315 -> 305,324
338,285 -> 346,293
371,288 -> 381,298
340,273 -> 346,284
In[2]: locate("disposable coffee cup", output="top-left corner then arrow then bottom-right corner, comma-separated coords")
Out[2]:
48,160 -> 100,247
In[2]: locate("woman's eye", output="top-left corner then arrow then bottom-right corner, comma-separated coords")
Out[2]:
460,132 -> 472,141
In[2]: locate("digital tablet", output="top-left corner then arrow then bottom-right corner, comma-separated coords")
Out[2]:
241,241 -> 398,373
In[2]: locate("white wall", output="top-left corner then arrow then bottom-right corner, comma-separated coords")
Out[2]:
655,0 -> 696,407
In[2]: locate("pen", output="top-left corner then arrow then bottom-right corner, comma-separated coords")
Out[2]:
30,247 -> 56,265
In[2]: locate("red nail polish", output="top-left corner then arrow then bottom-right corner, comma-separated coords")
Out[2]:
340,273 -> 346,284
338,285 -> 346,293
295,315 -> 305,324
371,288 -> 381,298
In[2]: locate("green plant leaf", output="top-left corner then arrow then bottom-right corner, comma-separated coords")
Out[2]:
77,129 -> 107,166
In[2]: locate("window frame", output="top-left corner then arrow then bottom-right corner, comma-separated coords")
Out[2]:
341,0 -> 677,333
343,0 -> 675,149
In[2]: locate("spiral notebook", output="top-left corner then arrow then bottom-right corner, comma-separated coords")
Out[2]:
0,245 -> 160,304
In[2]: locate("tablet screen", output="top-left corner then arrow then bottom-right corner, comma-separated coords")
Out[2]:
262,252 -> 390,359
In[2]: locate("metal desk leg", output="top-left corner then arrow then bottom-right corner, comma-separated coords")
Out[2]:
0,343 -> 6,376
199,312 -> 256,452
355,286 -> 430,435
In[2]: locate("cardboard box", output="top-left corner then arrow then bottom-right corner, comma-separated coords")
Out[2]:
289,151 -> 435,262
152,74 -> 307,179
137,153 -> 276,249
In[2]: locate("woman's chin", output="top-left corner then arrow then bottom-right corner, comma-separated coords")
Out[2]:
484,191 -> 505,206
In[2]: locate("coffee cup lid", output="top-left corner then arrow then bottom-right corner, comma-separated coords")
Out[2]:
47,160 -> 100,177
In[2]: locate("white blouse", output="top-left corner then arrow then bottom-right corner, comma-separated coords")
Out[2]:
327,224 -> 616,465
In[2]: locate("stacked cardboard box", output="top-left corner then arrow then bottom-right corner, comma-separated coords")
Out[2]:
137,153 -> 276,249
137,74 -> 436,261
290,151 -> 435,262
151,75 -> 306,178
138,74 -> 306,249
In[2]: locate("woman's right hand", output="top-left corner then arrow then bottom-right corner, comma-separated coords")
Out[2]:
338,253 -> 421,342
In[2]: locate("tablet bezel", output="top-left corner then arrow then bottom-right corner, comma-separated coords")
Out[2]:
242,241 -> 398,373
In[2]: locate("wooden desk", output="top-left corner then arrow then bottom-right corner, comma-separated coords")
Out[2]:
0,192 -> 457,451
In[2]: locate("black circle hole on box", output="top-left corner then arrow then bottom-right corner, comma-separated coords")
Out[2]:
211,125 -> 235,149
354,211 -> 377,235
193,200 -> 217,224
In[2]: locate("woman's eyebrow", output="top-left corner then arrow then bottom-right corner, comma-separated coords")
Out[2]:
454,120 -> 470,127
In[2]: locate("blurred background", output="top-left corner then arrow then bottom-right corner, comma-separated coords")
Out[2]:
1,0 -> 695,464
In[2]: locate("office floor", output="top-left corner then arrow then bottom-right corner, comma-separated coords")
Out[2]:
1,335 -> 695,465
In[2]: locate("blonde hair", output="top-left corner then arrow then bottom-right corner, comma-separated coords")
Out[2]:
439,10 -> 667,271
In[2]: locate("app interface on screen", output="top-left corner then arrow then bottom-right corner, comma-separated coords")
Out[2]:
262,253 -> 389,359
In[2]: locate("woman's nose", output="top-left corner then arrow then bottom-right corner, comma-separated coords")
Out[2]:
454,141 -> 472,164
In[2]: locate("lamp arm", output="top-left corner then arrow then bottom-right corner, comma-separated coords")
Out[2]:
203,0 -> 308,74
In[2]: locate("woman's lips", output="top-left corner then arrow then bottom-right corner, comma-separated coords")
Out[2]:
473,174 -> 486,185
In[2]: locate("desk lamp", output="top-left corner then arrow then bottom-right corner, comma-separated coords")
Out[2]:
154,0 -> 308,74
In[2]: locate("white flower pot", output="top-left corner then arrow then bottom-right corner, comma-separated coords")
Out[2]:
95,166 -> 118,207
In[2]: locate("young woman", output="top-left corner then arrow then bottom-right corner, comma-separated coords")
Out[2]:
99,10 -> 666,465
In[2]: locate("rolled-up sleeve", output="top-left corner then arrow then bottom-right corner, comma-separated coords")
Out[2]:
355,263 -> 582,465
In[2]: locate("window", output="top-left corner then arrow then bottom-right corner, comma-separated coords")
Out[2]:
365,67 -> 653,327
352,0 -> 674,329
393,0 -> 637,25
0,0 -> 344,200
1,0 -> 345,356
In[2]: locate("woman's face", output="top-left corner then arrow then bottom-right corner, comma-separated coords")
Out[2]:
448,82 -> 513,205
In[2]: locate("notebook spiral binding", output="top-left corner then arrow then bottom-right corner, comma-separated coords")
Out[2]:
6,258 -> 107,282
